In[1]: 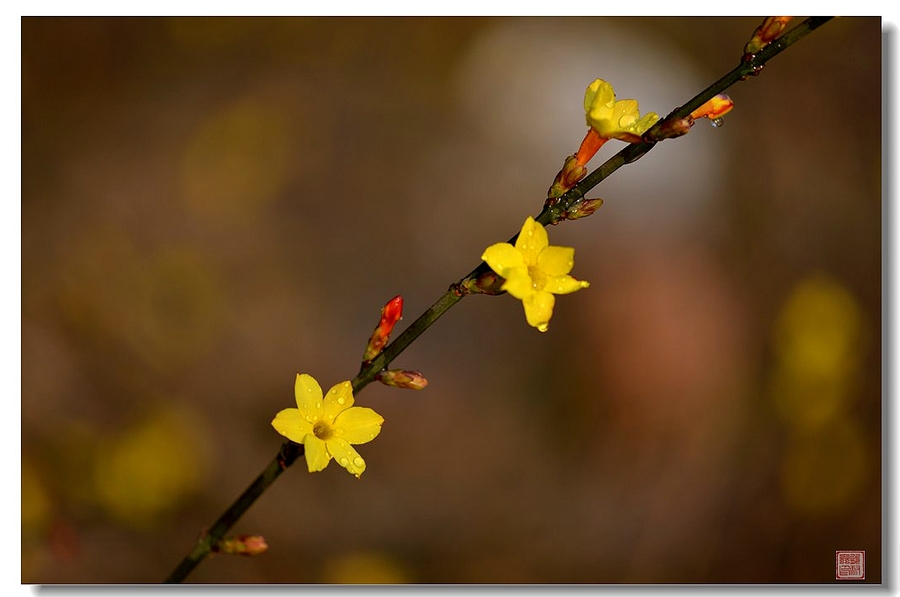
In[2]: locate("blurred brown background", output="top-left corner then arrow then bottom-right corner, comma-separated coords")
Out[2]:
21,16 -> 882,583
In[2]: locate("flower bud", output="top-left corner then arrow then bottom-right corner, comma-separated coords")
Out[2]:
215,535 -> 268,556
644,116 -> 694,141
376,369 -> 429,390
547,154 -> 588,199
744,17 -> 793,56
363,295 -> 403,362
689,94 -> 734,122
461,270 -> 506,295
562,198 -> 604,221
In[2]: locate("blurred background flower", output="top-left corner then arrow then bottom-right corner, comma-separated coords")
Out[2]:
21,17 -> 881,583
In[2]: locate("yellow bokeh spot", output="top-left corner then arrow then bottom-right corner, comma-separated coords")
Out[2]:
180,96 -> 293,217
22,458 -> 53,536
770,274 -> 865,430
773,274 -> 863,381
770,370 -> 849,432
93,406 -> 210,529
780,420 -> 867,517
320,552 -> 412,584
51,421 -> 105,508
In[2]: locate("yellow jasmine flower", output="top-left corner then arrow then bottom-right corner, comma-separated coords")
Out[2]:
272,374 -> 384,478
481,216 -> 590,332
583,78 -> 659,143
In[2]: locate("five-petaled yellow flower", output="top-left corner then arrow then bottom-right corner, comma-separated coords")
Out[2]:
583,79 -> 659,143
272,374 -> 384,478
481,216 -> 590,332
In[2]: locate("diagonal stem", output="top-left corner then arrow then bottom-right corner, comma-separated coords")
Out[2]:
164,16 -> 834,582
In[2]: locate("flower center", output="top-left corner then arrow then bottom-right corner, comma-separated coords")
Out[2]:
528,265 -> 547,290
313,420 -> 334,441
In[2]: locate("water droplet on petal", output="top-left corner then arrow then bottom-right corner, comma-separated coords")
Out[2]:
710,117 -> 724,128
315,402 -> 322,409
339,457 -> 350,467
337,397 -> 345,405
353,457 -> 364,468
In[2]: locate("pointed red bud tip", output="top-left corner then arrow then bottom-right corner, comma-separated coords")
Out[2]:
376,369 -> 429,390
380,295 -> 404,330
215,535 -> 268,556
744,16 -> 793,55
689,94 -> 734,122
363,295 -> 404,362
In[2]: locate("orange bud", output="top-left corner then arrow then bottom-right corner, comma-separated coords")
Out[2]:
744,16 -> 793,55
376,369 -> 428,390
363,295 -> 403,362
215,535 -> 268,556
689,94 -> 734,122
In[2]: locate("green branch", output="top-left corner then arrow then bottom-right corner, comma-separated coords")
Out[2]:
164,16 -> 834,583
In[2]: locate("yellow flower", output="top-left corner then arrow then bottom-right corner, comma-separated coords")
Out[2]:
583,79 -> 659,143
272,374 -> 384,478
481,216 -> 590,332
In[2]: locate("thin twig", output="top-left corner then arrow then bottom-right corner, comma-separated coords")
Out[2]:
164,16 -> 834,582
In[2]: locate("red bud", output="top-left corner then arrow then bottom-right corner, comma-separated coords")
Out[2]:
376,369 -> 428,390
214,535 -> 268,556
363,295 -> 404,362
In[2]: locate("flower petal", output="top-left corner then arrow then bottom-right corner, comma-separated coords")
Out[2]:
303,435 -> 331,472
537,246 -> 575,277
635,112 -> 660,131
482,242 -> 524,277
523,291 -> 555,332
546,274 -> 590,295
334,406 -> 384,445
611,98 -> 639,128
323,381 -> 354,421
584,79 -> 658,141
271,408 -> 313,444
294,374 -> 324,420
502,270 -> 535,300
326,438 -> 367,478
514,217 -> 548,265
584,79 -> 615,122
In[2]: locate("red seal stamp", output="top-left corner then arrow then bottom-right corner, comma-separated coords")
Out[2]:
836,551 -> 865,580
